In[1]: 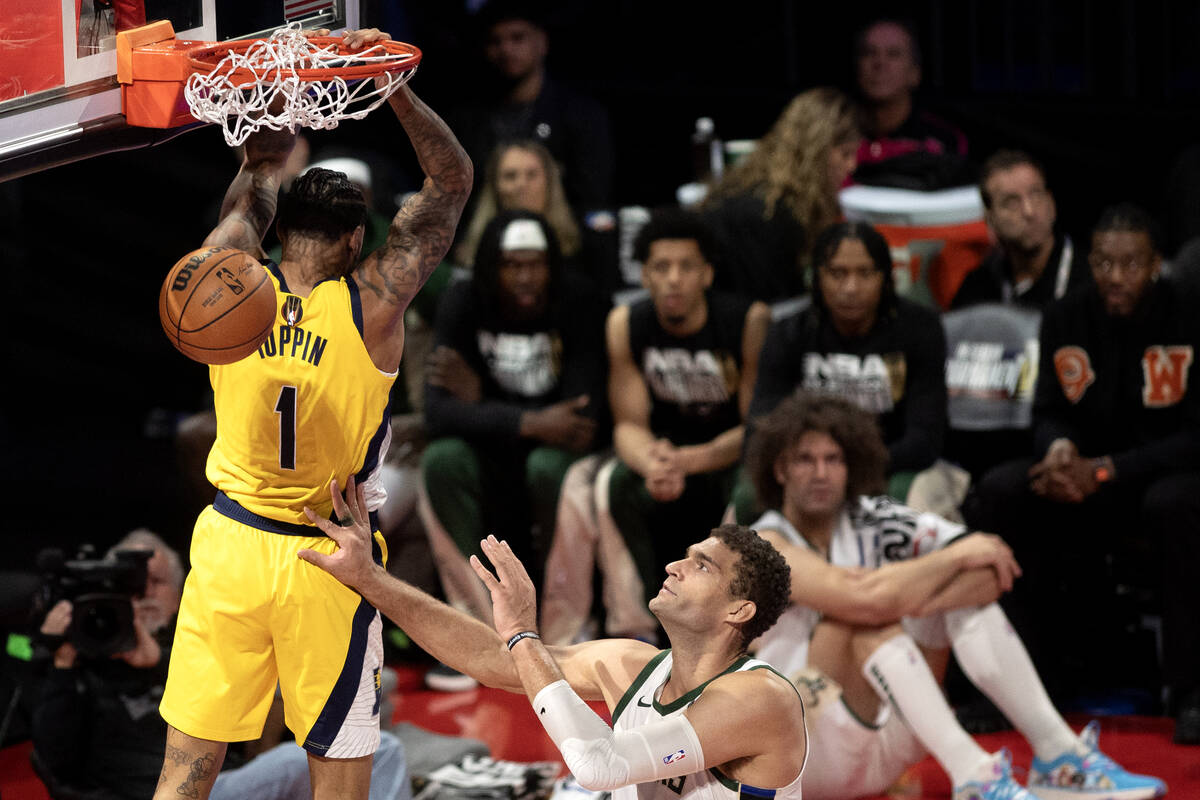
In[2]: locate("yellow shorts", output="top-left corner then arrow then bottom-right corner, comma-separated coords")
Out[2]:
161,498 -> 388,757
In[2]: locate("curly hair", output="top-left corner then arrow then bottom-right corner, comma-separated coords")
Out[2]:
703,87 -> 859,253
710,524 -> 791,651
453,140 -> 581,266
277,167 -> 367,241
745,390 -> 888,512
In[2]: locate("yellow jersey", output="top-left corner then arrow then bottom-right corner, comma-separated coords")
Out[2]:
205,264 -> 396,526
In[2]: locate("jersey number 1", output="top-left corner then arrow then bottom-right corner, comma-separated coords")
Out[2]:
275,385 -> 297,470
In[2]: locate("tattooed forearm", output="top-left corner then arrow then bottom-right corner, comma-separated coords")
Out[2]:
389,87 -> 473,199
362,87 -> 471,307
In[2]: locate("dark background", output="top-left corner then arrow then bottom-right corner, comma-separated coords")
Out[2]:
3,0 -> 1200,571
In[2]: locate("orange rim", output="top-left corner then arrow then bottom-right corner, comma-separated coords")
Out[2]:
187,36 -> 421,85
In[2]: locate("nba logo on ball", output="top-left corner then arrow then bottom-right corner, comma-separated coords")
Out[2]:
284,296 -> 304,327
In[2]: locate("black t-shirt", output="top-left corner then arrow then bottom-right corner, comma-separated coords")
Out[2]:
425,273 -> 607,443
447,78 -> 615,217
853,109 -> 971,191
33,628 -> 175,800
628,291 -> 752,446
750,297 -> 948,472
703,191 -> 809,304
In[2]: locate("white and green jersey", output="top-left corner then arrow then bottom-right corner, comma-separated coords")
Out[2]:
610,650 -> 806,800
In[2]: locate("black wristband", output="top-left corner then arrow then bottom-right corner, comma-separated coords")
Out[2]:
507,630 -> 540,650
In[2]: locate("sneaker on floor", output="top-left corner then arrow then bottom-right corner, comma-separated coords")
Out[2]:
424,662 -> 478,692
954,749 -> 1038,800
1027,720 -> 1166,799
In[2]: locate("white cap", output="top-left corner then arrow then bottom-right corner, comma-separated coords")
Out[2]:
500,218 -> 549,252
304,157 -> 372,191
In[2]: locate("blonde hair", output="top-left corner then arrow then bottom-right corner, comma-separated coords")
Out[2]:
705,87 -> 859,248
453,140 -> 581,266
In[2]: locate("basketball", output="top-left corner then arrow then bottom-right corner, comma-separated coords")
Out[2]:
158,246 -> 277,365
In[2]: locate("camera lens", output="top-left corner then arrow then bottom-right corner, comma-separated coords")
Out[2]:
69,594 -> 136,657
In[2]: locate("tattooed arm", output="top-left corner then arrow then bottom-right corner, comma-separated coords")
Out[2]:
357,86 -> 473,371
202,127 -> 296,257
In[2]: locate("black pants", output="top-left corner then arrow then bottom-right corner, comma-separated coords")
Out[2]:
965,460 -> 1200,705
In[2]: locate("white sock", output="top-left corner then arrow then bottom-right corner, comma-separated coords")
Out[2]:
863,633 -> 990,787
945,603 -> 1086,762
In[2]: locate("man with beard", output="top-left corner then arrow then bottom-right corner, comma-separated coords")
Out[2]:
952,150 -> 1090,310
969,204 -> 1200,743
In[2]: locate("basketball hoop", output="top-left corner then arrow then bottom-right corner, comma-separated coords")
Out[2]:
184,24 -> 421,146
116,22 -> 421,144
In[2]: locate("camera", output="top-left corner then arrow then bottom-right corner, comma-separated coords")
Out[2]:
35,545 -> 152,658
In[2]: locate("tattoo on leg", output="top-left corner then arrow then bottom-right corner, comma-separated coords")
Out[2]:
159,745 -> 218,799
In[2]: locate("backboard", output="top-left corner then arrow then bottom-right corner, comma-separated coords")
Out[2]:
0,0 -> 359,182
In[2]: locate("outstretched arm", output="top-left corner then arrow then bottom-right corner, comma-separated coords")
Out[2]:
297,477 -> 651,699
474,538 -> 804,792
355,87 -> 472,347
203,127 -> 296,256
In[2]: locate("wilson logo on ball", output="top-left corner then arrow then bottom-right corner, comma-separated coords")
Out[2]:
172,250 -> 214,292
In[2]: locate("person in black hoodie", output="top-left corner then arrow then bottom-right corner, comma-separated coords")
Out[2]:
420,210 -> 606,624
745,220 -> 948,512
967,204 -> 1200,741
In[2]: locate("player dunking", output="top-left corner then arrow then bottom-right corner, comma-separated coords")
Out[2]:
153,29 -> 472,800
301,478 -> 808,800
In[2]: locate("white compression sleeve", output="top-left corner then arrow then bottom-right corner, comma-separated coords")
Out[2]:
531,680 -> 706,791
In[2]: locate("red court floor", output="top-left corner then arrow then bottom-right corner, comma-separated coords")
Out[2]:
3,663 -> 1197,799
388,665 -> 1199,800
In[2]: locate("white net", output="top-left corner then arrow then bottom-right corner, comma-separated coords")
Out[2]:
184,24 -> 419,147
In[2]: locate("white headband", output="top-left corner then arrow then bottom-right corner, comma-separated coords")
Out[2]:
500,219 -> 549,252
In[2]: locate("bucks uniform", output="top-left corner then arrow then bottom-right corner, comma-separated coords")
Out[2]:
162,265 -> 392,758
751,500 -> 963,799
610,651 -> 805,800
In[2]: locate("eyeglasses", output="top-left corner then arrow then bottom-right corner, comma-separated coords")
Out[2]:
1088,253 -> 1151,275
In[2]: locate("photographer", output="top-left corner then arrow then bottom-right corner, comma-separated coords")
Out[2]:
31,529 -> 414,800
33,529 -> 183,799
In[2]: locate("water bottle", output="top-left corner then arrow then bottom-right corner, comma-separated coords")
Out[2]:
691,117 -> 723,183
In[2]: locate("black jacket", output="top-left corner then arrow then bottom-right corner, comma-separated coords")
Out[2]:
1034,278 -> 1200,484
